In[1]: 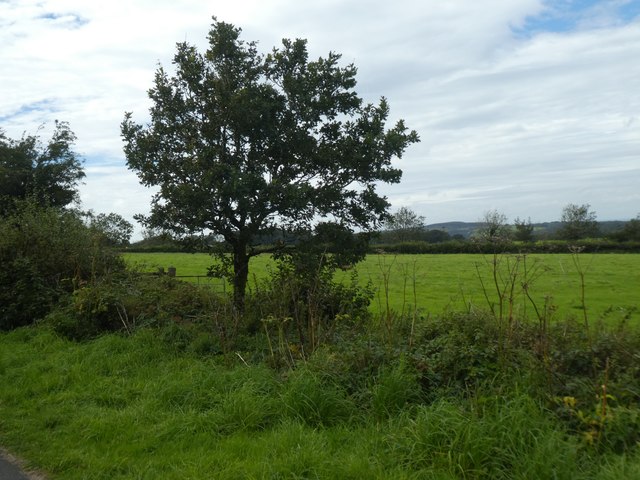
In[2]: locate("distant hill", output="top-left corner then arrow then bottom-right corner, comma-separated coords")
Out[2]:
426,222 -> 481,238
427,221 -> 628,239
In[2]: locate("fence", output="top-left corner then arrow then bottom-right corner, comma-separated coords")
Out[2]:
149,267 -> 228,293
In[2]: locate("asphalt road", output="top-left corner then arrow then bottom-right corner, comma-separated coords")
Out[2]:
0,450 -> 35,480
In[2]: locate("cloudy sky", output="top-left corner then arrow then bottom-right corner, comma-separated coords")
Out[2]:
2,0 -> 639,237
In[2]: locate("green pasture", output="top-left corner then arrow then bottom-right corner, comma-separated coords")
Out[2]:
122,252 -> 640,324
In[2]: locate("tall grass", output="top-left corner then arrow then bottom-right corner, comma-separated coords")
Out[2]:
2,322 -> 640,479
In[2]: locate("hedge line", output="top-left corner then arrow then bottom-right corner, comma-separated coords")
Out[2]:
123,240 -> 640,255
368,240 -> 640,254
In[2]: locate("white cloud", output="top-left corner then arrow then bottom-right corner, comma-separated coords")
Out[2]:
1,0 -> 639,232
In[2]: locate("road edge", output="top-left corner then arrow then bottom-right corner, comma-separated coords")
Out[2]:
0,448 -> 48,480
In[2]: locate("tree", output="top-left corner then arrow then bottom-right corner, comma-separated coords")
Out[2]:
384,206 -> 425,242
87,212 -> 134,246
422,229 -> 451,243
476,209 -> 510,243
121,19 -> 419,311
610,214 -> 640,242
513,216 -> 534,242
558,203 -> 599,240
0,121 -> 85,216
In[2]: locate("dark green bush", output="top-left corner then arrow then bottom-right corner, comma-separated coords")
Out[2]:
0,202 -> 124,330
46,273 -> 232,341
244,254 -> 374,354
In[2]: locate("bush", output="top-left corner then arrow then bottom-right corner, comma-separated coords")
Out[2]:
47,273 -> 232,341
245,254 -> 374,355
0,202 -> 124,330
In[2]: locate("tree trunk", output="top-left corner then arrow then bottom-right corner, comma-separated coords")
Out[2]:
232,243 -> 250,313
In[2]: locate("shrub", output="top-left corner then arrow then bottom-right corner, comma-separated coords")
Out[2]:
409,312 -> 508,396
47,273 -> 232,341
0,202 -> 124,330
245,253 -> 374,355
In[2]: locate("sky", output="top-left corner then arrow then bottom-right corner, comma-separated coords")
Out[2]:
1,0 -> 639,238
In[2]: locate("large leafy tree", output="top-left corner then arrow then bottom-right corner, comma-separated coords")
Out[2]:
513,216 -> 534,242
0,121 -> 85,216
122,19 -> 419,311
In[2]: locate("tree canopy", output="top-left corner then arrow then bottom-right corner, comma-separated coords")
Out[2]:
383,206 -> 426,242
558,203 -> 599,240
513,216 -> 534,242
0,121 -> 85,216
475,209 -> 510,243
87,211 -> 134,246
611,214 -> 640,242
121,19 -> 419,310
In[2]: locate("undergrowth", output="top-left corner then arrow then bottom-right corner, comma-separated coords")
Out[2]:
1,251 -> 639,478
2,310 -> 640,478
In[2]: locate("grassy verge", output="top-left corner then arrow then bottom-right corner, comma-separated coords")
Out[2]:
2,317 -> 640,479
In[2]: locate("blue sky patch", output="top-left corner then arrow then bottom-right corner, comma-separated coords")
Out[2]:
36,12 -> 88,29
514,0 -> 640,37
0,99 -> 58,124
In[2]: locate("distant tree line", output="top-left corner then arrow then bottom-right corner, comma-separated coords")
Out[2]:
128,203 -> 639,255
364,204 -> 640,254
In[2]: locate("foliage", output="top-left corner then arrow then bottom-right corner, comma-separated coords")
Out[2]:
609,214 -> 640,242
371,357 -> 422,419
409,312 -> 509,395
3,312 -> 640,478
121,18 -> 419,311
0,121 -> 85,216
87,211 -> 134,246
47,273 -> 233,342
0,201 -> 124,330
558,203 -> 600,240
388,394 -> 581,479
126,228 -> 184,252
474,209 -> 511,243
245,223 -> 375,357
382,206 -> 426,242
514,216 -> 535,242
373,238 -> 640,254
280,365 -> 356,427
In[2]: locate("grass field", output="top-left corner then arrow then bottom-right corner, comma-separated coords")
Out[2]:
123,252 -> 640,324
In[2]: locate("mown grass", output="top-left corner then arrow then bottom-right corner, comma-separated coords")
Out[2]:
2,325 -> 640,479
122,252 -> 640,324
